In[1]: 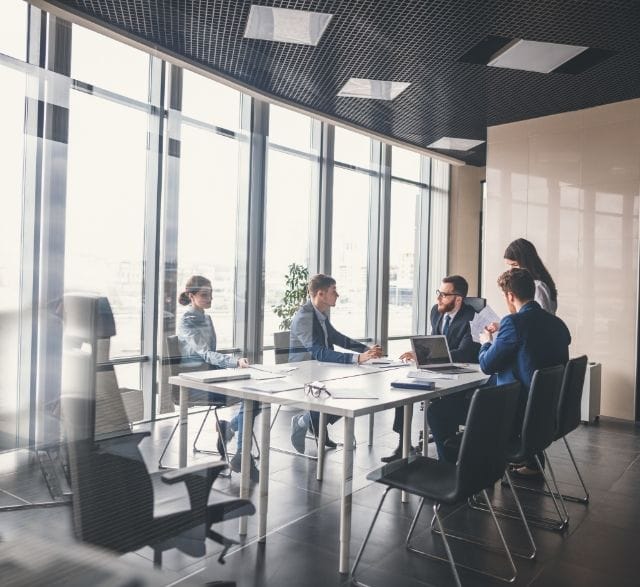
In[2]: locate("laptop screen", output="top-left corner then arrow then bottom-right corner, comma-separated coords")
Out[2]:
411,335 -> 451,366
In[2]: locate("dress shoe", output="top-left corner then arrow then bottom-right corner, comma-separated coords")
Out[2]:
290,413 -> 309,454
216,420 -> 235,459
380,445 -> 415,463
324,437 -> 338,449
229,453 -> 260,483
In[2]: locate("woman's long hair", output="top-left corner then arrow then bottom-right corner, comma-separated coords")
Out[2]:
178,275 -> 211,306
504,239 -> 557,302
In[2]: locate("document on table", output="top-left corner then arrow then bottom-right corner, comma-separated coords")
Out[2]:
242,379 -> 302,393
469,305 -> 502,342
249,365 -> 297,376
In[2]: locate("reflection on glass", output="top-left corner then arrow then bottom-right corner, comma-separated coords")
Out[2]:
268,104 -> 313,151
177,124 -> 239,349
0,64 -> 25,428
182,70 -> 241,131
65,91 -> 147,358
389,181 -> 422,336
0,0 -> 27,61
263,149 -> 313,345
334,126 -> 372,169
392,146 -> 421,182
71,24 -> 149,102
331,167 -> 370,337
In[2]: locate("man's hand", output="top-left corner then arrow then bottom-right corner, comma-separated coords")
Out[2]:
357,347 -> 382,363
486,321 -> 500,334
399,351 -> 416,363
237,357 -> 250,368
479,327 -> 493,345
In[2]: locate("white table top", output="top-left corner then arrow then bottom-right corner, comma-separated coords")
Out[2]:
169,361 -> 489,418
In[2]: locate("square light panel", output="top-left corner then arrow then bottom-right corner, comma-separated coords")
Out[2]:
337,78 -> 411,100
428,137 -> 485,151
244,5 -> 333,46
488,39 -> 588,73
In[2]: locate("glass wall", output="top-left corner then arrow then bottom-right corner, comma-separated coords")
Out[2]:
0,5 -> 451,442
331,127 -> 376,338
263,105 -> 316,355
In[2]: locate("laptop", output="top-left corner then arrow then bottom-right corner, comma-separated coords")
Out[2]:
410,335 -> 477,374
179,368 -> 251,383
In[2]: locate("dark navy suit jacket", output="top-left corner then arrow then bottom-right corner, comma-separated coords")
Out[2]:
479,301 -> 571,412
289,300 -> 368,363
430,302 -> 480,363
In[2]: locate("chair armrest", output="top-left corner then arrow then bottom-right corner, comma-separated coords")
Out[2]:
161,460 -> 228,485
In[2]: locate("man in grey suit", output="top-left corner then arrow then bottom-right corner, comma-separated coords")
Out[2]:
382,274 -> 480,462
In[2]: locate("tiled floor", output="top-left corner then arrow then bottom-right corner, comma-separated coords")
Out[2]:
2,406 -> 640,586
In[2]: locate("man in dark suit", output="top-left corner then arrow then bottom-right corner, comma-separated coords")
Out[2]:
381,275 -> 480,462
289,274 -> 383,452
477,267 -> 571,474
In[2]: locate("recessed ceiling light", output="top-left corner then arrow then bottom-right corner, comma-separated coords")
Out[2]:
428,137 -> 484,151
337,78 -> 411,100
488,39 -> 587,74
244,5 -> 333,46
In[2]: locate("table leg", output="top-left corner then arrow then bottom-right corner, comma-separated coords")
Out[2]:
422,400 -> 430,456
339,416 -> 354,574
401,403 -> 412,503
368,413 -> 374,446
316,412 -> 327,481
179,386 -> 188,468
258,403 -> 270,543
239,399 -> 254,536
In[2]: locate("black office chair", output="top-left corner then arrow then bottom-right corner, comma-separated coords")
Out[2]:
64,400 -> 254,568
511,356 -> 589,504
158,335 -> 259,469
465,296 -> 487,313
352,383 -> 521,587
472,365 -> 568,533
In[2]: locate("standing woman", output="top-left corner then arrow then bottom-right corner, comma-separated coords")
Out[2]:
504,238 -> 558,314
177,274 -> 259,481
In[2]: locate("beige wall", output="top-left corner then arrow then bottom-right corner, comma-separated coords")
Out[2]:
449,165 -> 485,295
483,98 -> 640,420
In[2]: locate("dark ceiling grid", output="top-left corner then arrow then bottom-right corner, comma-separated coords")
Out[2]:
44,0 -> 640,166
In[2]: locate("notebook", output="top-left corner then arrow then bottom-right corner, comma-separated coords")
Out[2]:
391,379 -> 436,391
179,368 -> 251,383
410,335 -> 476,374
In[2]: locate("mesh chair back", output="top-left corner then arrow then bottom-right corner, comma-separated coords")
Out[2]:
518,365 -> 565,458
465,297 -> 487,313
274,330 -> 291,365
556,355 -> 588,440
455,382 -> 520,499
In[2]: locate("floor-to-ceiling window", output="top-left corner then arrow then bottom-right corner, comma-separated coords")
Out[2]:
65,25 -> 152,391
331,127 -> 376,339
262,105 -> 318,362
0,0 -> 28,447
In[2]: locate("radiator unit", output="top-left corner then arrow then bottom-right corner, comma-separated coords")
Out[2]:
581,362 -> 601,424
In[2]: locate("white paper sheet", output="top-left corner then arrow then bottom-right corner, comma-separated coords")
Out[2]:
469,305 -> 502,343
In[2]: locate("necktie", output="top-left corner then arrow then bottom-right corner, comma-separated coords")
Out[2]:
442,315 -> 451,336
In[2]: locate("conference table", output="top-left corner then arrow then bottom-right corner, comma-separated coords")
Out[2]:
169,360 -> 488,574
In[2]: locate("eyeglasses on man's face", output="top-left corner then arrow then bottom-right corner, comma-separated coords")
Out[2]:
304,381 -> 331,398
436,289 -> 460,298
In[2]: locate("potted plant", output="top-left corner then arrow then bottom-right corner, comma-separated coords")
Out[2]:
272,263 -> 309,362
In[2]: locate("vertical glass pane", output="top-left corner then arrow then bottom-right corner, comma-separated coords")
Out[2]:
334,126 -> 372,169
0,65 -> 25,432
331,167 -> 370,338
391,146 -> 421,182
71,24 -> 150,102
182,70 -> 241,132
65,91 -> 148,358
389,181 -> 421,336
268,104 -> 312,151
177,124 -> 239,349
428,159 -> 450,298
263,149 -> 313,346
0,0 -> 27,61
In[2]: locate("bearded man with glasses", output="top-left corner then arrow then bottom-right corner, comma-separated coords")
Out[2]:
381,275 -> 480,463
